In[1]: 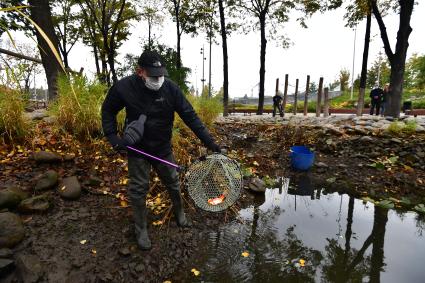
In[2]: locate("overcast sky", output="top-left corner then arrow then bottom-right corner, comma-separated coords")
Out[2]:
3,1 -> 425,98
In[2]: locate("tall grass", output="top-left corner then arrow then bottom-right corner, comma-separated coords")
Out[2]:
0,87 -> 29,144
49,75 -> 107,140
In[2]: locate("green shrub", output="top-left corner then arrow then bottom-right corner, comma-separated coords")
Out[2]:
49,75 -> 108,140
387,121 -> 405,134
0,87 -> 29,144
404,120 -> 417,134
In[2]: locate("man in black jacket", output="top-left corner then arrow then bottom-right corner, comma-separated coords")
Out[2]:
272,94 -> 283,117
369,86 -> 383,115
101,50 -> 220,250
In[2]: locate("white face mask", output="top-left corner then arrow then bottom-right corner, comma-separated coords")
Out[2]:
144,76 -> 164,91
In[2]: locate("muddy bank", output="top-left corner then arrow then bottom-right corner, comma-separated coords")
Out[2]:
1,119 -> 425,282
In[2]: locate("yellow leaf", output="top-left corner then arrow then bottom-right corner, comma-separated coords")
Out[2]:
91,249 -> 97,254
60,186 -> 66,191
80,240 -> 87,244
299,259 -> 306,267
155,198 -> 162,205
163,281 -> 172,283
191,268 -> 200,276
253,161 -> 259,166
241,251 -> 250,257
120,200 -> 128,207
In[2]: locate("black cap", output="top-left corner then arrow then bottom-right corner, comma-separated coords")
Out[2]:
137,50 -> 168,77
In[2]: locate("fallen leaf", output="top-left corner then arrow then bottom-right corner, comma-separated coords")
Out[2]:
299,259 -> 306,267
91,249 -> 97,254
80,240 -> 87,245
191,268 -> 200,276
163,281 -> 172,283
120,200 -> 128,207
241,251 -> 250,257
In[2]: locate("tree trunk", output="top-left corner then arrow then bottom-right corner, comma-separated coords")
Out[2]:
148,20 -> 152,49
372,0 -> 414,118
357,11 -> 371,116
218,0 -> 229,116
28,0 -> 63,101
257,13 -> 267,115
173,0 -> 182,71
93,44 -> 101,79
369,207 -> 388,283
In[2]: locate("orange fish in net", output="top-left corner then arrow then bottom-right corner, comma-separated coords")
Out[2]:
208,194 -> 226,205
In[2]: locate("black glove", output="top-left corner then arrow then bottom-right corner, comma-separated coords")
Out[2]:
107,134 -> 128,151
207,142 -> 221,153
123,114 -> 147,145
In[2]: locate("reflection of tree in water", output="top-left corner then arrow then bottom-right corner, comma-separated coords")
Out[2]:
321,198 -> 389,283
415,213 -> 425,237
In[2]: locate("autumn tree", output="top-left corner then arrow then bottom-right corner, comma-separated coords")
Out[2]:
339,69 -> 350,91
234,0 -> 322,115
0,0 -> 64,100
138,0 -> 164,50
77,0 -> 139,85
52,0 -> 81,70
371,0 -> 415,117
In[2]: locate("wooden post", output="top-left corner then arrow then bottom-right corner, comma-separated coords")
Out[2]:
282,74 -> 288,116
303,75 -> 310,116
293,78 -> 299,115
323,87 -> 330,117
275,78 -> 279,94
316,77 -> 324,117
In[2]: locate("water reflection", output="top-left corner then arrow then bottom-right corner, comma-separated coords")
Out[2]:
174,176 -> 425,283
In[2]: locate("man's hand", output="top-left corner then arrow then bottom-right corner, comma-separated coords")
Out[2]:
107,134 -> 128,153
208,142 -> 222,153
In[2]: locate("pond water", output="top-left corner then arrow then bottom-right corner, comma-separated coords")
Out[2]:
174,176 -> 425,282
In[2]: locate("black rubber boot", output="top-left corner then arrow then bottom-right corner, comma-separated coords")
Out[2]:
132,201 -> 152,250
169,190 -> 192,227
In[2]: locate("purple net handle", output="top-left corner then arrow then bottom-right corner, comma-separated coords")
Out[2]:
126,146 -> 183,171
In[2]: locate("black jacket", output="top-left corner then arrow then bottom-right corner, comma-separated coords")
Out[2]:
101,74 -> 215,157
370,88 -> 383,101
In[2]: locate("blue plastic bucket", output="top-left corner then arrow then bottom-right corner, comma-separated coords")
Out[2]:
290,146 -> 315,171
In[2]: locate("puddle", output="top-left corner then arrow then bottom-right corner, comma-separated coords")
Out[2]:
174,176 -> 425,282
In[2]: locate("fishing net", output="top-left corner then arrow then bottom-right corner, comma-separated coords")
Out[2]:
185,154 -> 242,212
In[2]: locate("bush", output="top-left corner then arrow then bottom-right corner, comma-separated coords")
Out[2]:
49,75 -> 108,140
0,87 -> 29,144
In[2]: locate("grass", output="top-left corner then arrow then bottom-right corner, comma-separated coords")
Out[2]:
0,86 -> 30,144
49,75 -> 108,140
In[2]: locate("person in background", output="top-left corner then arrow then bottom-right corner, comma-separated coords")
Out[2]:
369,86 -> 383,115
381,83 -> 390,116
272,93 -> 283,117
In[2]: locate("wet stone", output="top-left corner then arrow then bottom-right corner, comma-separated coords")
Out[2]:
391,138 -> 402,144
16,254 -> 44,283
33,151 -> 62,163
0,248 -> 13,258
0,212 -> 25,248
248,178 -> 266,193
35,170 -> 59,191
118,247 -> 131,256
18,195 -> 50,213
0,186 -> 28,210
359,136 -> 374,142
58,176 -> 81,200
0,258 -> 14,276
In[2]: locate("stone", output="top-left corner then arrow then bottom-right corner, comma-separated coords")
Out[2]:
0,212 -> 25,248
33,151 -> 62,163
88,175 -> 102,187
35,170 -> 58,191
118,247 -> 131,256
359,136 -> 374,142
390,138 -> 402,144
0,258 -> 14,276
380,124 -> 390,131
18,195 -> 50,213
416,125 -> 425,132
316,162 -> 328,168
58,176 -> 81,200
63,153 -> 76,161
248,178 -> 266,193
0,248 -> 13,258
0,186 -> 28,209
16,254 -> 44,283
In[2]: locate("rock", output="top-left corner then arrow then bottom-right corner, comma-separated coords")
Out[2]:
16,254 -> 44,283
359,136 -> 374,142
0,248 -> 13,258
63,153 -> 76,161
88,175 -> 102,187
58,176 -> 81,200
380,124 -> 390,131
33,151 -> 62,163
35,170 -> 58,191
118,247 -> 131,256
18,195 -> 50,213
0,187 -> 28,209
316,162 -> 328,168
0,212 -> 25,248
248,178 -> 266,193
390,138 -> 402,144
416,125 -> 425,132
0,258 -> 14,276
